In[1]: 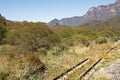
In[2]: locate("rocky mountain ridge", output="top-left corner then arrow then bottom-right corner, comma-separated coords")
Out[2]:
48,0 -> 120,27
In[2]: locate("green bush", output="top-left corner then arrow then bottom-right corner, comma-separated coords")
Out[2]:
0,72 -> 9,80
96,37 -> 107,44
5,23 -> 60,52
51,44 -> 68,55
80,38 -> 90,47
0,15 -> 8,44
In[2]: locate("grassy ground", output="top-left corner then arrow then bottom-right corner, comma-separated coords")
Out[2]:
40,41 -> 119,80
89,43 -> 120,80
0,41 -> 119,80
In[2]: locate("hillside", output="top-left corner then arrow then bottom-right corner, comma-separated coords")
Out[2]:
81,15 -> 120,28
48,0 -> 120,27
0,12 -> 120,80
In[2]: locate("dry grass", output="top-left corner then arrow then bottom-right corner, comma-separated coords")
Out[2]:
41,41 -> 120,80
40,51 -> 84,80
0,40 -> 119,80
0,45 -> 45,80
39,41 -> 114,80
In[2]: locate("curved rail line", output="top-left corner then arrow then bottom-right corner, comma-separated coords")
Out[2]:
52,58 -> 89,80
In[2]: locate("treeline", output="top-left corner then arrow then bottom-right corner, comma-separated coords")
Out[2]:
52,26 -> 120,47
1,15 -> 120,52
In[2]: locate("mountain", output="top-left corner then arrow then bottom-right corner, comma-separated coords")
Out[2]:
48,0 -> 120,27
81,15 -> 120,28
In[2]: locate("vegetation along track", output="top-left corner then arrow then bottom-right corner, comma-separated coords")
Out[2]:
53,41 -> 118,80
78,59 -> 102,80
52,58 -> 89,80
77,43 -> 117,80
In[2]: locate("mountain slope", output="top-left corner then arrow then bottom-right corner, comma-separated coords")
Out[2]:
81,15 -> 120,28
48,0 -> 120,27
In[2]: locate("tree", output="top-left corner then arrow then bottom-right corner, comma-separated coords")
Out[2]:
6,22 -> 60,51
0,15 -> 7,43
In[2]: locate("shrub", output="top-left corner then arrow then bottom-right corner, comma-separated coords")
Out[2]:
37,48 -> 47,56
24,52 -> 42,66
5,22 -> 60,52
0,72 -> 9,80
0,15 -> 8,44
80,38 -> 90,47
96,37 -> 107,44
52,44 -> 68,56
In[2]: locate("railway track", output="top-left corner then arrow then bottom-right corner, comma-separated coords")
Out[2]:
52,42 -> 117,80
77,46 -> 116,80
53,58 -> 89,80
78,59 -> 102,80
106,47 -> 115,54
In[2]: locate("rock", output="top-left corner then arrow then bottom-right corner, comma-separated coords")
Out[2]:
106,59 -> 120,80
48,0 -> 120,27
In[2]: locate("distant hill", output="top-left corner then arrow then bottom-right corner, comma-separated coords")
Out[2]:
48,0 -> 120,27
81,15 -> 120,28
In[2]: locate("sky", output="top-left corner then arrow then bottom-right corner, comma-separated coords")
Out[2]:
0,0 -> 116,22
